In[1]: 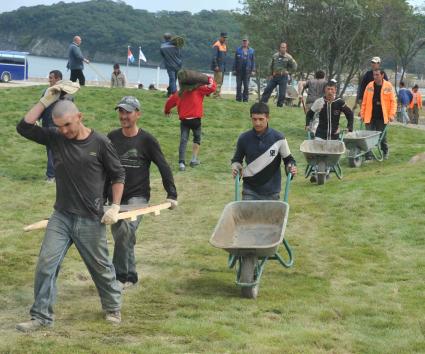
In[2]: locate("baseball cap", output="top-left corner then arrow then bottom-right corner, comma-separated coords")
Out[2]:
371,56 -> 381,63
242,35 -> 249,41
115,96 -> 140,112
220,32 -> 228,38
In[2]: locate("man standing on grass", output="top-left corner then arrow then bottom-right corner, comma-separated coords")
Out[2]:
211,32 -> 228,98
160,33 -> 182,96
232,36 -> 255,102
16,91 -> 125,332
231,102 -> 297,200
67,35 -> 90,86
261,42 -> 297,108
106,96 -> 178,289
360,69 -> 396,160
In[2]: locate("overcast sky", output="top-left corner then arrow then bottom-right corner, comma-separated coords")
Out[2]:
0,0 -> 242,13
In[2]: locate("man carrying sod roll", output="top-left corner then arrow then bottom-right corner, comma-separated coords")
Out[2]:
16,82 -> 125,331
106,96 -> 178,290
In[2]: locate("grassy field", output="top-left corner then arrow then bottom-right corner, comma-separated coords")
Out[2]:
0,85 -> 424,353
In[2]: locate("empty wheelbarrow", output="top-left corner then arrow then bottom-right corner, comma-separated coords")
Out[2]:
209,173 -> 293,299
343,127 -> 387,167
300,139 -> 346,185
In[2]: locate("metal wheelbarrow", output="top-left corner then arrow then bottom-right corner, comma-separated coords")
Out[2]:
300,139 -> 346,185
343,126 -> 388,167
209,172 -> 293,299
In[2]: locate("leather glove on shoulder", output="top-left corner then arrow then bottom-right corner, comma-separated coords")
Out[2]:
39,86 -> 61,108
166,198 -> 178,210
101,204 -> 120,225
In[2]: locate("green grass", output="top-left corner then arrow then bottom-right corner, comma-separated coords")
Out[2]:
1,86 -> 425,353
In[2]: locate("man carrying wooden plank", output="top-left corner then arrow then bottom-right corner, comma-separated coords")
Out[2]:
16,89 -> 125,331
105,96 -> 178,289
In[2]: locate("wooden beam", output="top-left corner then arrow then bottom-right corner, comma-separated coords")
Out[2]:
23,202 -> 172,232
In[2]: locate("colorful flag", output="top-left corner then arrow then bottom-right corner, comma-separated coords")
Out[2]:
139,47 -> 147,63
127,48 -> 135,64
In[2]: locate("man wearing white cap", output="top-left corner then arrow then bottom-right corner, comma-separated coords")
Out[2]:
353,56 -> 388,110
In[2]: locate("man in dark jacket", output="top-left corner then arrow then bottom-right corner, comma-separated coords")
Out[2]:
232,36 -> 255,102
211,32 -> 228,98
67,35 -> 89,86
160,33 -> 182,96
305,80 -> 353,140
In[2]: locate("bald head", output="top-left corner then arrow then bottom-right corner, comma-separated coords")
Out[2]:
52,100 -> 79,119
73,36 -> 82,45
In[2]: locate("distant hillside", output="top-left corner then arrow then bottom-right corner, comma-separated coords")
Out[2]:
0,0 -> 241,70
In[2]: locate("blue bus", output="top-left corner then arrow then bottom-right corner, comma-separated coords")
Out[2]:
0,51 -> 29,82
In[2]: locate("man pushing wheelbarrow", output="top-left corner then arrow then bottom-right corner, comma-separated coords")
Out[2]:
210,103 -> 297,299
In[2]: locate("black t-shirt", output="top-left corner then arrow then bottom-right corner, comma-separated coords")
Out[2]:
17,119 -> 125,219
106,128 -> 177,203
372,83 -> 384,121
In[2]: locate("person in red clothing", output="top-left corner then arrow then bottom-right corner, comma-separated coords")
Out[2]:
164,72 -> 216,171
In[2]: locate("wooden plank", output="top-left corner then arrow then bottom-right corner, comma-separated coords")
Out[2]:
23,202 -> 172,232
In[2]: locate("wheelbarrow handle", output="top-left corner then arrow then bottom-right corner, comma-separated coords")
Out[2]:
235,171 -> 241,201
283,172 -> 292,203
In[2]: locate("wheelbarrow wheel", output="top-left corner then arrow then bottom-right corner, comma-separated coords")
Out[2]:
317,161 -> 326,185
347,147 -> 363,168
348,156 -> 362,168
240,255 -> 258,299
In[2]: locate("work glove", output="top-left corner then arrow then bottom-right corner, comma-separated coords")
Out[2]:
231,162 -> 243,178
39,86 -> 61,108
101,204 -> 120,225
166,199 -> 178,210
53,80 -> 80,95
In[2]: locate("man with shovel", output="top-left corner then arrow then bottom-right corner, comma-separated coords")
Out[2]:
106,96 -> 178,289
16,83 -> 125,331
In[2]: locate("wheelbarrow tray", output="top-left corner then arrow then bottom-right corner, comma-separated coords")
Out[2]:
209,201 -> 289,257
300,140 -> 346,166
343,130 -> 381,152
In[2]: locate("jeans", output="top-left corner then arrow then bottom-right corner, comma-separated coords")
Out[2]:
409,104 -> 419,124
400,105 -> 410,124
46,147 -> 55,179
213,71 -> 224,96
242,187 -> 280,201
261,75 -> 288,107
30,210 -> 121,324
179,119 -> 201,163
111,197 -> 147,284
236,72 -> 250,102
366,118 -> 388,155
70,69 -> 85,86
167,69 -> 178,95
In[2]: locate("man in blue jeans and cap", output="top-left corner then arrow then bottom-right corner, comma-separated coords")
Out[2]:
16,86 -> 125,331
106,96 -> 178,289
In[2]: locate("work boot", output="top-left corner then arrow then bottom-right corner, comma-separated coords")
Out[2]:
310,175 -> 317,183
189,159 -> 200,168
105,311 -> 121,324
178,162 -> 186,171
16,319 -> 49,332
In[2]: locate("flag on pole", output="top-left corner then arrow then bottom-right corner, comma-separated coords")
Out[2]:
139,47 -> 147,62
127,47 -> 135,64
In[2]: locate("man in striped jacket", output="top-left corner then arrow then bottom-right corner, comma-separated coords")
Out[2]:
231,102 -> 297,200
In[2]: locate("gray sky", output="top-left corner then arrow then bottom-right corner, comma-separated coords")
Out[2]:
0,0 -> 242,13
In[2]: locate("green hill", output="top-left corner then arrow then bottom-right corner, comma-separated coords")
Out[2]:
0,0 -> 241,69
0,86 -> 425,352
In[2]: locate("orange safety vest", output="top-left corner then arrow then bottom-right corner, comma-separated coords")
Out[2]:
409,91 -> 422,109
212,40 -> 227,52
361,80 -> 396,124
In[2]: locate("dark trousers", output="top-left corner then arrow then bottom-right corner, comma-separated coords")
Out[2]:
236,72 -> 250,102
167,69 -> 178,96
70,69 -> 85,86
366,118 -> 388,154
261,75 -> 288,107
